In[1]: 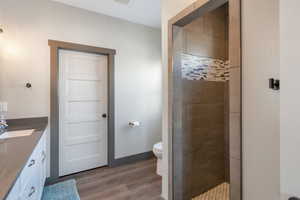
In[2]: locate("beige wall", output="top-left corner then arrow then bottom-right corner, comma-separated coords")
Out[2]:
242,0 -> 280,199
280,0 -> 300,198
0,0 -> 162,160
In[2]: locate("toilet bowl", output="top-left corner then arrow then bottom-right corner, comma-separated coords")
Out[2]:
153,142 -> 163,176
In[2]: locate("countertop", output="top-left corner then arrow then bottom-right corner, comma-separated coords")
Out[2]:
0,117 -> 48,200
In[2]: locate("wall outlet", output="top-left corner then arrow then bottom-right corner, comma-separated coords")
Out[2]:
0,102 -> 8,112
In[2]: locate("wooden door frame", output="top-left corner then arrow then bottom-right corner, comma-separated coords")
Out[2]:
167,0 -> 242,199
48,40 -> 116,180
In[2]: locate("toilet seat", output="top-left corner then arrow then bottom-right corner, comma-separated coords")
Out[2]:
153,142 -> 163,176
153,142 -> 163,159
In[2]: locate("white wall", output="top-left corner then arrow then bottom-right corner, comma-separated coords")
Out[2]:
280,0 -> 300,198
242,0 -> 280,199
0,0 -> 162,159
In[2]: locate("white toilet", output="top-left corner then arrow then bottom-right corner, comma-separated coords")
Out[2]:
153,142 -> 163,176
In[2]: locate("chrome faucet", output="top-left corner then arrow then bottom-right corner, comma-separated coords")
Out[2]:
0,121 -> 8,133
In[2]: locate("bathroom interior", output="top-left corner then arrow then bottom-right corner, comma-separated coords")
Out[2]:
1,0 -> 296,199
172,2 -> 233,200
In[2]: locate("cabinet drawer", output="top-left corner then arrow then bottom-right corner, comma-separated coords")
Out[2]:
37,134 -> 47,200
21,174 -> 40,200
20,145 -> 39,188
20,132 -> 46,191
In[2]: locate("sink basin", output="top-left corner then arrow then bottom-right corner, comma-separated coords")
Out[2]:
0,129 -> 35,139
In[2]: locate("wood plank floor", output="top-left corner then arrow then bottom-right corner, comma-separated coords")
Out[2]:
58,158 -> 162,200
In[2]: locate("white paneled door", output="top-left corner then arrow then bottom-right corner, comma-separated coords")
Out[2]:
59,50 -> 108,176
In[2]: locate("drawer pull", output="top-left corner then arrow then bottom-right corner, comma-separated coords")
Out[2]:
28,186 -> 36,197
42,151 -> 46,163
28,159 -> 35,167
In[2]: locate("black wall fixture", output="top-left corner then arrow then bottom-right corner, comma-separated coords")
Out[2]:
26,83 -> 32,88
269,78 -> 280,90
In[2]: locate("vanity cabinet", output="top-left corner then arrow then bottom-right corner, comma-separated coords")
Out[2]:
6,131 -> 47,200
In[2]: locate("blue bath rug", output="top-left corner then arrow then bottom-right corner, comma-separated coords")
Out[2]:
42,179 -> 80,200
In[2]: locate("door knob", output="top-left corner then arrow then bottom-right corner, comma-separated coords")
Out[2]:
102,114 -> 107,118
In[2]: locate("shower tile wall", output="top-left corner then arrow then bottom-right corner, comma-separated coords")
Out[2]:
181,5 -> 229,198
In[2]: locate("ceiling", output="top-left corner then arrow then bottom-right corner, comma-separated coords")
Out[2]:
51,0 -> 161,28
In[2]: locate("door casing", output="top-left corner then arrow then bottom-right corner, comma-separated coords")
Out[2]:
48,40 -> 116,180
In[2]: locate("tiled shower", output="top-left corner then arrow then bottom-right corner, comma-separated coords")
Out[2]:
172,4 -> 230,199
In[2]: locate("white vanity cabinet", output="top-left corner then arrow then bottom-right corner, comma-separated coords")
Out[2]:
6,131 -> 47,200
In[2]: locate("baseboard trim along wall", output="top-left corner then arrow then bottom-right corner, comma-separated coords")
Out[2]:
111,151 -> 155,167
46,151 -> 155,184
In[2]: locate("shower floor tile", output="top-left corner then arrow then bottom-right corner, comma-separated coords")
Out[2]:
192,183 -> 229,200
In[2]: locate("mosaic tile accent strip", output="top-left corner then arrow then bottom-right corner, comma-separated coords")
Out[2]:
192,183 -> 229,200
181,53 -> 229,82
